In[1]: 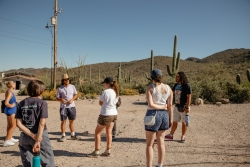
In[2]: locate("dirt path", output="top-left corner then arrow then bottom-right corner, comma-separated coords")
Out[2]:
0,93 -> 249,167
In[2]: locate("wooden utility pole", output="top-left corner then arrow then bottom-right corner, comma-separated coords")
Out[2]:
53,0 -> 58,91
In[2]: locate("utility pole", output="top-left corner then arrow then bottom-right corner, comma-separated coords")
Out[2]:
53,0 -> 58,91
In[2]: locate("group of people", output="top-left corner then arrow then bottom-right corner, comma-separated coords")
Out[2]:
2,69 -> 191,167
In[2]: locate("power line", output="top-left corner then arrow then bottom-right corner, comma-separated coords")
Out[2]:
0,34 -> 49,45
0,30 -> 50,40
0,16 -> 47,31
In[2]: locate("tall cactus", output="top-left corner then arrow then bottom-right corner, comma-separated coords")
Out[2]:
89,66 -> 92,83
117,63 -> 121,83
236,73 -> 241,84
247,69 -> 250,82
167,35 -> 180,77
145,50 -> 154,80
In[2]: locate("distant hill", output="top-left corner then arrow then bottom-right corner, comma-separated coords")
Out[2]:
1,48 -> 250,84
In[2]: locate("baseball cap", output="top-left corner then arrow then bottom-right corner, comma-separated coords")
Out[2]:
101,77 -> 113,84
151,69 -> 162,79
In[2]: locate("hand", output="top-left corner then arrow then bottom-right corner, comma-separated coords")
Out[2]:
68,99 -> 73,104
33,134 -> 42,142
185,108 -> 190,114
61,99 -> 67,104
32,142 -> 41,153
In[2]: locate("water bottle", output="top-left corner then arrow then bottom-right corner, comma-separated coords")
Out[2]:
32,151 -> 40,167
185,114 -> 190,127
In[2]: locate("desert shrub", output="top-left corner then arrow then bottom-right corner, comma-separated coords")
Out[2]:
122,88 -> 139,95
199,80 -> 226,103
42,90 -> 57,100
84,93 -> 97,99
132,84 -> 147,94
18,88 -> 28,96
189,81 -> 202,104
225,82 -> 250,103
79,83 -> 102,95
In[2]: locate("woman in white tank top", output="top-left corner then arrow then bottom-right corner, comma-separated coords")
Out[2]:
145,69 -> 173,167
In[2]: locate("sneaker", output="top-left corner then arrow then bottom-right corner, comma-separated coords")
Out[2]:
3,140 -> 15,147
101,150 -> 111,157
112,135 -> 116,141
88,150 -> 100,158
165,134 -> 173,140
70,135 -> 81,140
10,137 -> 19,143
180,135 -> 185,143
59,136 -> 67,142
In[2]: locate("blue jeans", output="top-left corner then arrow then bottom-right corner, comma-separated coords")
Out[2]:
18,130 -> 55,167
144,110 -> 170,132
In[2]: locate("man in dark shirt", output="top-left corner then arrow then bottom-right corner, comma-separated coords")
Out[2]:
165,72 -> 192,142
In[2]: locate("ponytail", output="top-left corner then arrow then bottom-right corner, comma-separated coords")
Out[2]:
110,81 -> 119,97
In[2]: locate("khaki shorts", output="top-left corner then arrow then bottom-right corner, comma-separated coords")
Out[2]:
97,115 -> 117,126
173,107 -> 190,123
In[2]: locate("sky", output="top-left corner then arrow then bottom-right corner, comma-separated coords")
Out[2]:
0,0 -> 249,72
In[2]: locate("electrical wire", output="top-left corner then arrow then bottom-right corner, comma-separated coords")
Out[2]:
0,34 -> 49,45
0,30 -> 50,40
0,16 -> 47,31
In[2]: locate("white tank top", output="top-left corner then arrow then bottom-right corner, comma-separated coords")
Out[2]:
148,84 -> 170,110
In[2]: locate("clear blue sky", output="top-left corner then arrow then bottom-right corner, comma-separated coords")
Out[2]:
0,0 -> 249,72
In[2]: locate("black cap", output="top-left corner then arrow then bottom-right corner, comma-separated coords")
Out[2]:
101,77 -> 113,84
151,69 -> 162,79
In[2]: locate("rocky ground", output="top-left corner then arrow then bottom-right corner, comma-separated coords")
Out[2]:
0,92 -> 249,167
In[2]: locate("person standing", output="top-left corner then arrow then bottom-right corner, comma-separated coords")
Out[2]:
145,69 -> 173,167
88,77 -> 119,157
112,96 -> 121,141
3,81 -> 19,146
165,71 -> 192,142
16,80 -> 55,167
56,74 -> 80,142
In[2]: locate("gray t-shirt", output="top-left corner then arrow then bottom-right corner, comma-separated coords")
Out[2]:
15,97 -> 48,133
56,84 -> 77,108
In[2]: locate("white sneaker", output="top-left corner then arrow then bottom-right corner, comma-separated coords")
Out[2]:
3,140 -> 15,147
10,137 -> 19,143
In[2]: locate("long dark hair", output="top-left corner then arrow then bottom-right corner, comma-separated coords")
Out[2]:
178,72 -> 189,84
109,81 -> 119,97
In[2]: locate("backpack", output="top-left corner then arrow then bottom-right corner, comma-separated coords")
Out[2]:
1,100 -> 5,113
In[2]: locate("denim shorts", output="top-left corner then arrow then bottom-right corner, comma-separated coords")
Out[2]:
144,110 -> 170,132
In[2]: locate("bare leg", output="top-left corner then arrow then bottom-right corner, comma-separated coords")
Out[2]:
69,120 -> 75,133
5,114 -> 16,140
182,122 -> 187,136
61,120 -> 66,134
170,122 -> 178,135
156,130 -> 166,165
105,122 -> 114,149
95,124 -> 105,150
146,131 -> 156,167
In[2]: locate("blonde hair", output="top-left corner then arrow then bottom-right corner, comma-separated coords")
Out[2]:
4,81 -> 14,88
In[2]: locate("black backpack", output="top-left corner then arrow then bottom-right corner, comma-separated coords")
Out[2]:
1,100 -> 5,113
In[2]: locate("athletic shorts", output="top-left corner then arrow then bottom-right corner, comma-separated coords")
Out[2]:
145,110 -> 170,132
97,115 -> 117,126
173,107 -> 190,123
59,107 -> 76,121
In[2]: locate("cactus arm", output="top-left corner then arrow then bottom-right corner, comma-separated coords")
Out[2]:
175,52 -> 180,72
247,69 -> 250,82
236,74 -> 241,84
167,65 -> 174,77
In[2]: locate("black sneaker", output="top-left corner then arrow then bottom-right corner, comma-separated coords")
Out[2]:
70,135 -> 81,140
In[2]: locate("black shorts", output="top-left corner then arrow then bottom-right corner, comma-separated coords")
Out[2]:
59,107 -> 76,121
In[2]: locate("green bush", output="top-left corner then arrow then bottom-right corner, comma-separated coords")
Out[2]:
79,83 -> 102,95
132,84 -> 147,94
225,82 -> 250,103
18,88 -> 28,96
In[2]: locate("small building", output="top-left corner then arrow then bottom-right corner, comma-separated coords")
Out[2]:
0,72 -> 39,90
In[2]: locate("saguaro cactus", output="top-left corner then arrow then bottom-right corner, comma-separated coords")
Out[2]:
145,50 -> 154,80
167,35 -> 180,77
236,73 -> 241,84
247,69 -> 250,82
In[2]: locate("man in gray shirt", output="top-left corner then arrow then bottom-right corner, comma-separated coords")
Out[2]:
56,74 -> 80,142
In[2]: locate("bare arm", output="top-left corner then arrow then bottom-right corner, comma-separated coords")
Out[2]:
68,94 -> 78,104
185,94 -> 192,114
32,118 -> 46,153
4,91 -> 15,108
99,100 -> 103,106
167,89 -> 173,128
146,85 -> 168,110
16,119 -> 36,140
